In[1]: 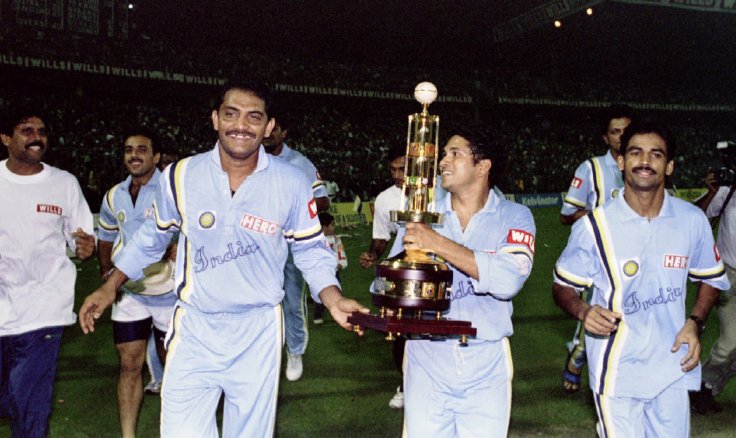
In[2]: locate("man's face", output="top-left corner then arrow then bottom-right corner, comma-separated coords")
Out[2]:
1,116 -> 48,165
124,135 -> 159,178
603,117 -> 632,153
211,89 -> 274,161
389,156 -> 405,188
617,133 -> 673,193
439,135 -> 489,193
262,123 -> 286,153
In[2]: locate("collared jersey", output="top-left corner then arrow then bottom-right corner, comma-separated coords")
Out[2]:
554,192 -> 729,398
98,168 -> 175,302
0,160 -> 94,335
115,144 -> 338,314
390,190 -> 535,341
561,150 -> 623,216
373,184 -> 402,240
705,186 -> 736,268
276,143 -> 327,199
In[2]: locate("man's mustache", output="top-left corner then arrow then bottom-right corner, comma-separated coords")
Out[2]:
633,165 -> 656,174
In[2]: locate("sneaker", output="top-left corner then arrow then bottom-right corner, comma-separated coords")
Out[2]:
313,318 -> 324,325
144,381 -> 161,395
286,353 -> 303,381
388,386 -> 404,409
690,383 -> 722,415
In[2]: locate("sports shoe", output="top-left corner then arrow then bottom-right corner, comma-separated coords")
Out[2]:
388,386 -> 404,409
286,353 -> 303,381
690,383 -> 722,414
144,380 -> 161,395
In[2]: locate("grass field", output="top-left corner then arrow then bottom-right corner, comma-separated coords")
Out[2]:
3,206 -> 736,437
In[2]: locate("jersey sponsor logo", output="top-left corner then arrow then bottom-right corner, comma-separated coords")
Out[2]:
240,213 -> 279,235
144,208 -> 154,219
36,204 -> 62,215
507,229 -> 535,253
308,199 -> 318,219
715,245 -> 721,262
570,177 -> 582,189
664,254 -> 688,269
622,259 -> 639,277
198,211 -> 216,230
117,211 -> 126,223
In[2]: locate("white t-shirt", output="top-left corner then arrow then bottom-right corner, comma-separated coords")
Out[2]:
0,160 -> 94,335
706,186 -> 736,268
372,184 -> 403,240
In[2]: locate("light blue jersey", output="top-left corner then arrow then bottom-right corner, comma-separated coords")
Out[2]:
561,151 -> 623,216
391,190 -> 535,341
98,169 -> 176,307
554,191 -> 729,399
115,144 -> 338,313
277,143 -> 327,199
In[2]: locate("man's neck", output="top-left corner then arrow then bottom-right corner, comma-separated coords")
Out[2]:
623,186 -> 666,220
6,158 -> 43,176
450,183 -> 489,228
268,143 -> 285,157
130,170 -> 155,190
219,148 -> 259,192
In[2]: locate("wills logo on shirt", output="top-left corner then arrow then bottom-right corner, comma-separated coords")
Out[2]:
240,213 -> 279,235
664,254 -> 688,269
308,199 -> 318,219
570,177 -> 582,189
37,204 -> 62,215
507,229 -> 535,253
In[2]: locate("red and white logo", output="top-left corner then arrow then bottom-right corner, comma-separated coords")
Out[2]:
37,204 -> 62,215
240,213 -> 279,235
715,245 -> 721,262
308,199 -> 318,219
507,229 -> 535,253
664,254 -> 688,269
570,177 -> 582,189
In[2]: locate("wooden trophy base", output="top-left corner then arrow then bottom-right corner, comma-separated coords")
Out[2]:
347,311 -> 477,344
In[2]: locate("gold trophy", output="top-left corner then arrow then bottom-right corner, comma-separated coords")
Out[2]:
348,82 -> 476,344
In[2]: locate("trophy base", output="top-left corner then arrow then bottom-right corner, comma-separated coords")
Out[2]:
371,293 -> 449,311
347,311 -> 477,344
390,210 -> 443,225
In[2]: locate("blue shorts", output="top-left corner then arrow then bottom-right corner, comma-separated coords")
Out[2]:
0,326 -> 64,438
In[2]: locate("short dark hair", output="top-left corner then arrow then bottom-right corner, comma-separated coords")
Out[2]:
122,127 -> 161,154
601,104 -> 635,135
620,119 -> 676,160
213,79 -> 271,114
267,101 -> 291,131
388,145 -> 405,162
450,123 -> 502,185
318,211 -> 334,227
0,105 -> 47,136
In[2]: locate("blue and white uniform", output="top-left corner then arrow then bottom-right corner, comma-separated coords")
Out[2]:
561,150 -> 623,216
390,190 -> 535,438
554,191 -> 729,437
274,143 -> 327,356
98,168 -> 176,335
114,144 -> 337,438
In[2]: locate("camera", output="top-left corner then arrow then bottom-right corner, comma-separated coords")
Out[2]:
716,141 -> 736,186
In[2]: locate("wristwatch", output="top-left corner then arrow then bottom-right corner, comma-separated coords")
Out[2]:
689,315 -> 705,335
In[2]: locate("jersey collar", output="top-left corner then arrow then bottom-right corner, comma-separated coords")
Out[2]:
616,187 -> 675,221
210,142 -> 271,174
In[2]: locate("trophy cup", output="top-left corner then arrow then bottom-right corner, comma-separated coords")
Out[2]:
348,82 -> 476,344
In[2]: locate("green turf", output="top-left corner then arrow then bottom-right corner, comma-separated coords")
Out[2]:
3,207 -> 736,437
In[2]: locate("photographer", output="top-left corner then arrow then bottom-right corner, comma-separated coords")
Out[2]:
691,169 -> 736,414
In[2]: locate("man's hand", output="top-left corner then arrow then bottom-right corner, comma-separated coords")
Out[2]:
359,252 -> 377,268
164,243 -> 178,263
704,170 -> 718,194
402,222 -> 439,252
582,304 -> 621,336
672,319 -> 701,372
319,285 -> 369,335
73,228 -> 95,260
79,268 -> 128,334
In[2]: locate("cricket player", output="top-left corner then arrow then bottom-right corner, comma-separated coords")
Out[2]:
553,120 -> 729,437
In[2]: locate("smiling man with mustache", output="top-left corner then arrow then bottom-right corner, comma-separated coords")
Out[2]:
79,80 -> 367,437
0,107 -> 95,438
553,120 -> 730,437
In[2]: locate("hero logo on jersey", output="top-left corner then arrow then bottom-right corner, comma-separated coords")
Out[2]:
240,213 -> 279,235
663,254 -> 688,269
507,229 -> 535,253
308,199 -> 318,219
570,177 -> 582,189
37,204 -> 62,215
